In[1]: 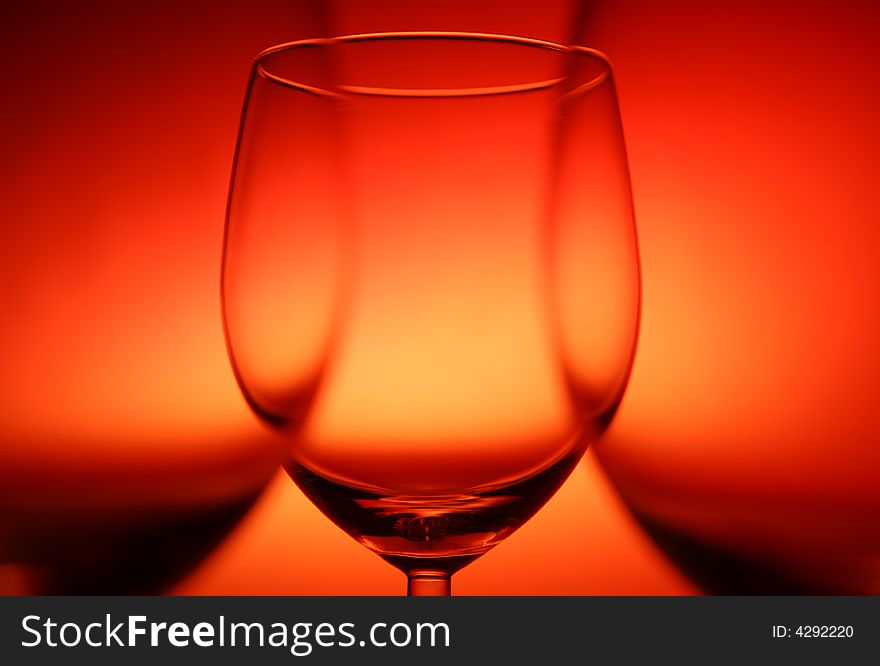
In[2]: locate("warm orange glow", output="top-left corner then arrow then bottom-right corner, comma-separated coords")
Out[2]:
4,0 -> 876,595
0,1 -> 328,593
579,1 -> 880,592
174,456 -> 694,595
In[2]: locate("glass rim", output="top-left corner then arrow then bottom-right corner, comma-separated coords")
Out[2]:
253,31 -> 612,99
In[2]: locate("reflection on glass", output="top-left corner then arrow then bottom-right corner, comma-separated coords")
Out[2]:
223,32 -> 640,595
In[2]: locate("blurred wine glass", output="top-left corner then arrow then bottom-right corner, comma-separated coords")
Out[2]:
596,431 -> 880,594
571,0 -> 880,597
222,32 -> 640,595
0,433 -> 281,594
0,0 -> 330,595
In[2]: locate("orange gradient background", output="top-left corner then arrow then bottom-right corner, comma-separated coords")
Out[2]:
1,0 -> 878,594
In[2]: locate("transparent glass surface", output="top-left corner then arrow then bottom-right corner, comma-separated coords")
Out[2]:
222,32 -> 640,595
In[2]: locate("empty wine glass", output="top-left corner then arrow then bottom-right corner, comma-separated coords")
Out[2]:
222,32 -> 640,595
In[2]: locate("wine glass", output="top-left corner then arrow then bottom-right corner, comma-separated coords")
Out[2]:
222,32 -> 640,595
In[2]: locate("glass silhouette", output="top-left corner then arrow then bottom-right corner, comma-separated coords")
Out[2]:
597,442 -> 880,594
222,32 -> 640,595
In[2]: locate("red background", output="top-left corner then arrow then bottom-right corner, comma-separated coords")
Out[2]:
1,0 -> 878,594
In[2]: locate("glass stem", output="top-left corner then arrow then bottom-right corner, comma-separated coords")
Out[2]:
407,569 -> 451,596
